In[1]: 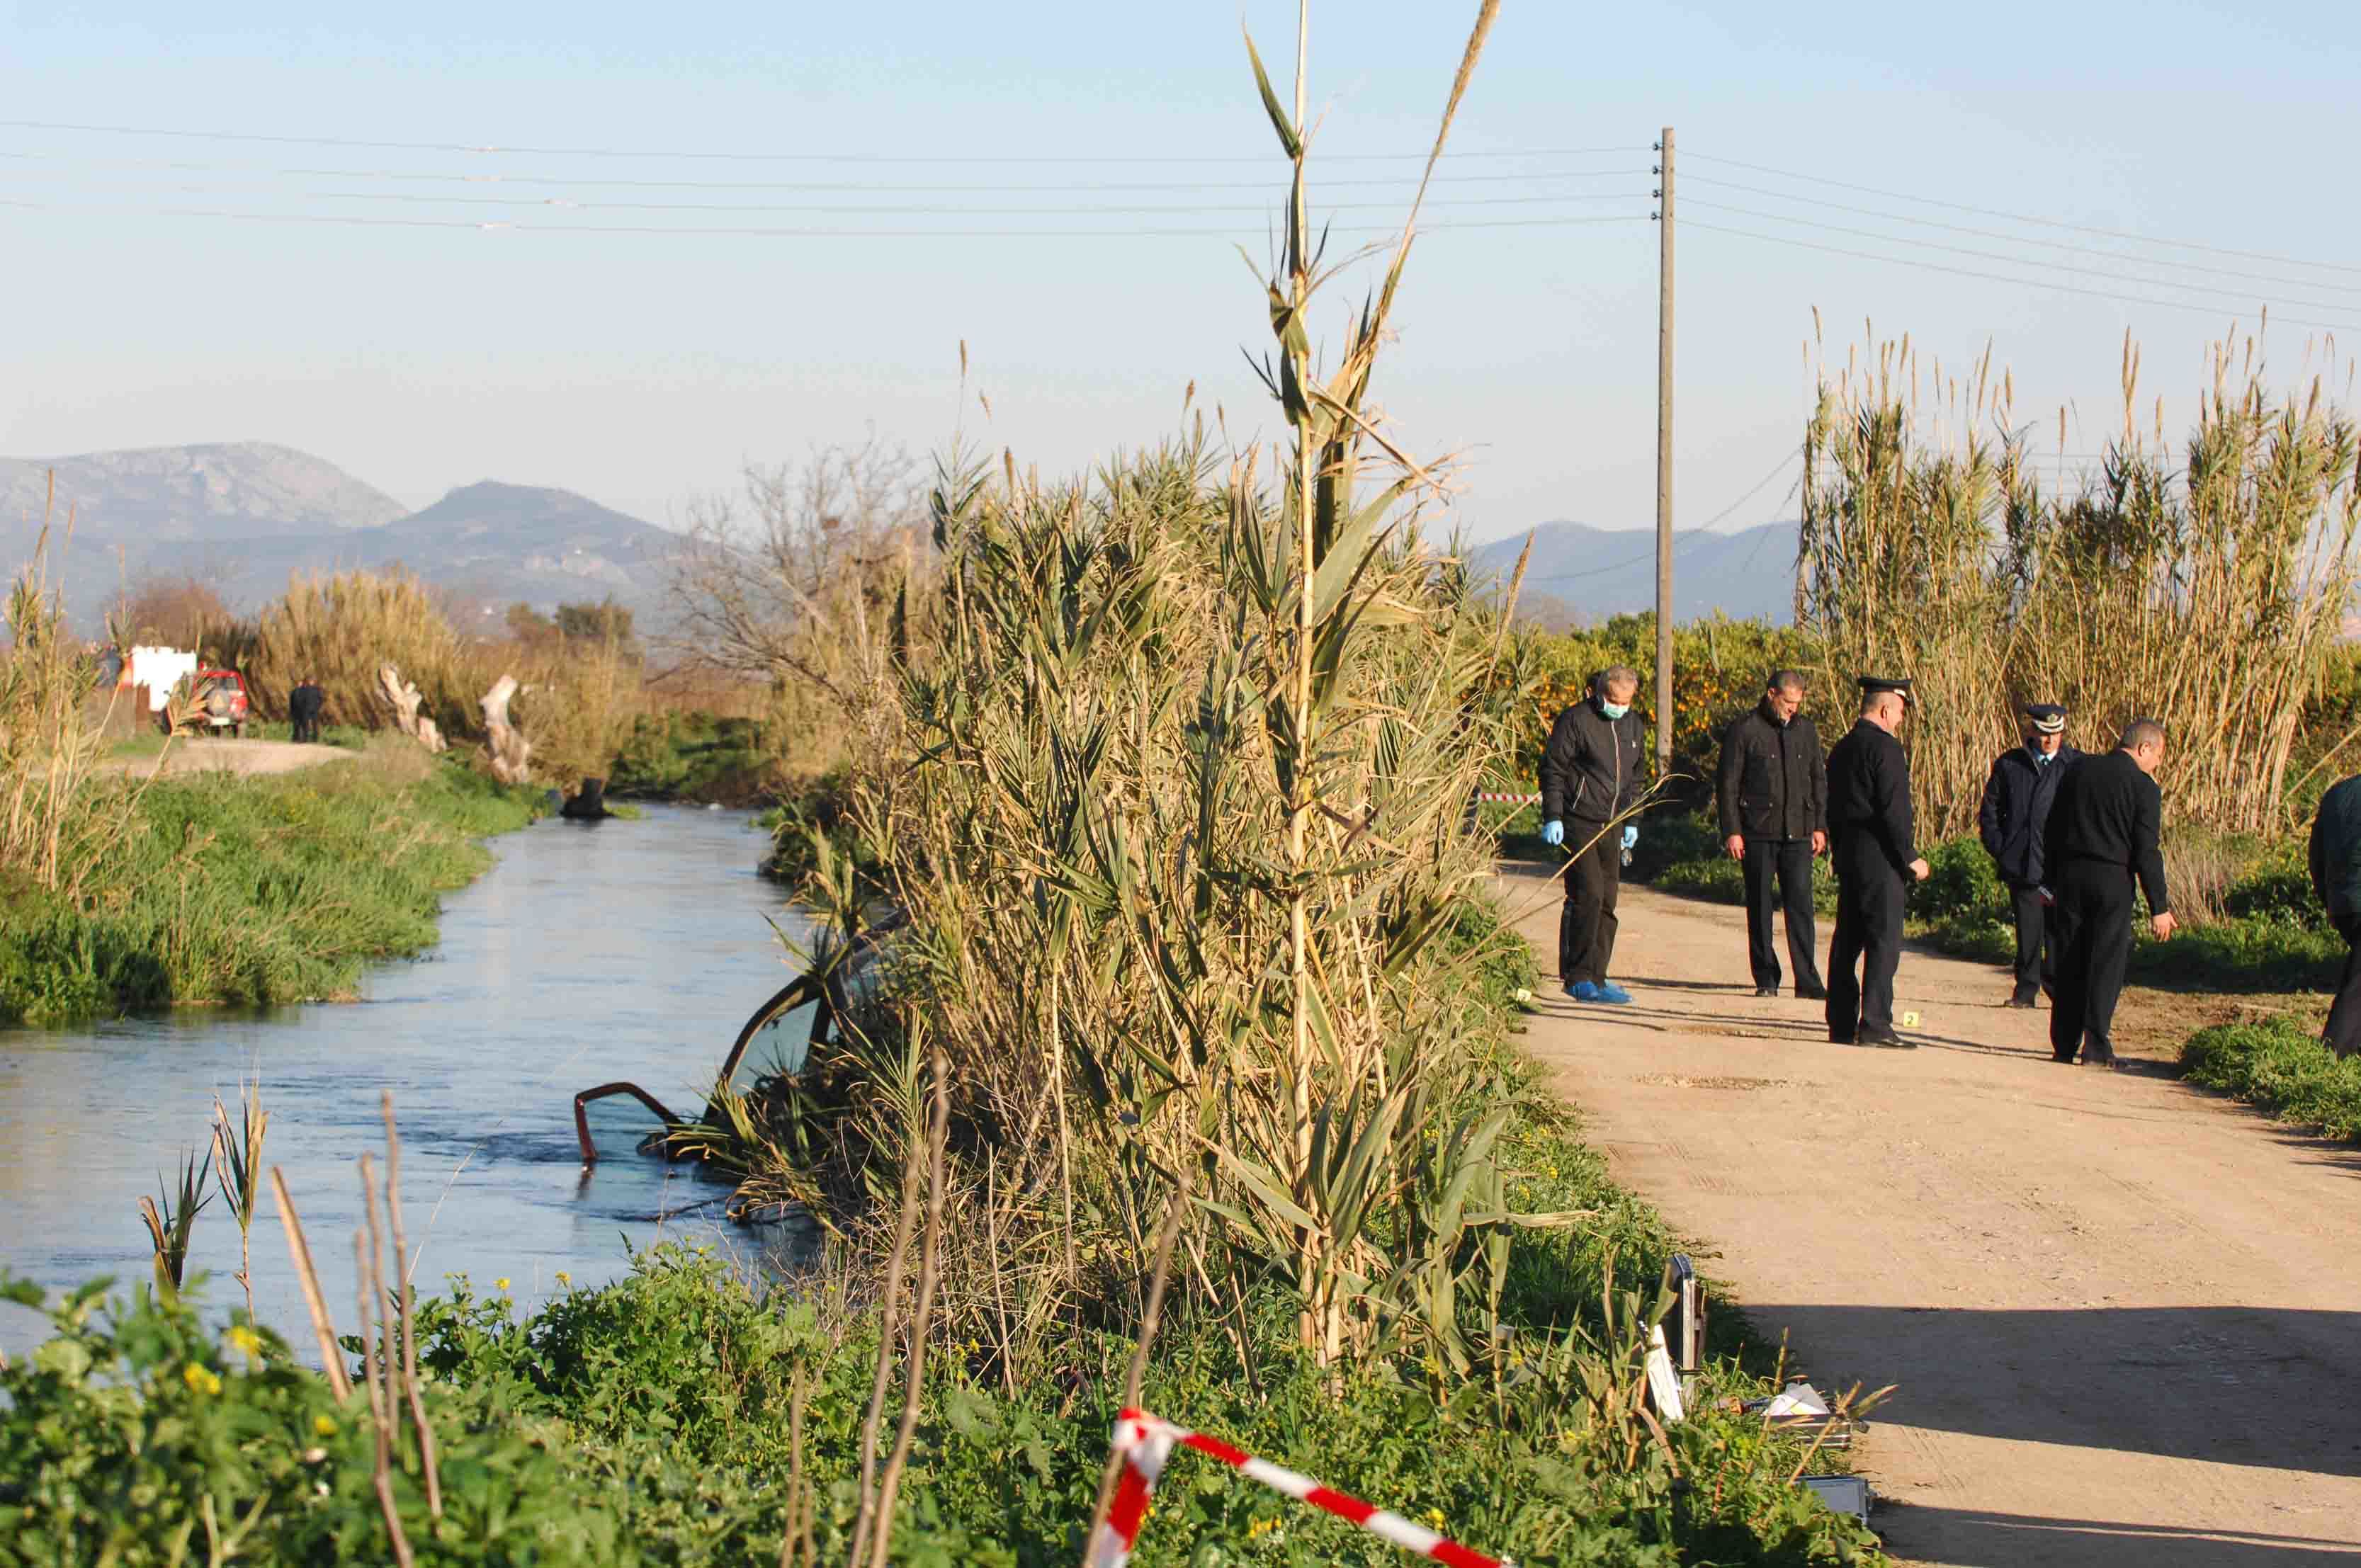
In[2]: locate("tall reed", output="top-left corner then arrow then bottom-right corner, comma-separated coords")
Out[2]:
1800,329 -> 2360,837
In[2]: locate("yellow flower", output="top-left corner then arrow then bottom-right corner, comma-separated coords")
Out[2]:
495,1278 -> 511,1293
183,1363 -> 222,1397
227,1324 -> 264,1362
1423,1508 -> 1448,1531
1247,1516 -> 1280,1540
314,1414 -> 339,1438
554,1271 -> 572,1289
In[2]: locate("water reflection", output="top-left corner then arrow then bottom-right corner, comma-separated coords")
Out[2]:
0,805 -> 811,1363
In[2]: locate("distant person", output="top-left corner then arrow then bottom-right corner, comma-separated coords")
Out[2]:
2044,719 -> 2176,1068
2308,771 -> 2361,1059
1824,676 -> 1930,1047
1539,665 -> 1648,1004
1977,703 -> 2081,1009
1716,669 -> 1828,999
290,676 -> 326,744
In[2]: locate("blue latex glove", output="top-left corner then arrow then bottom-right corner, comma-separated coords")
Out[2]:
1621,824 -> 1639,851
1540,819 -> 1565,847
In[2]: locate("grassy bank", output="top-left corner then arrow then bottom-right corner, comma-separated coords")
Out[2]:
0,742 -> 543,1024
2181,1016 -> 2361,1142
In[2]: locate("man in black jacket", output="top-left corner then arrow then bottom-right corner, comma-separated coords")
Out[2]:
2044,719 -> 2178,1067
1978,703 -> 2080,1008
1716,670 -> 1828,998
1539,665 -> 1648,1004
1825,677 -> 1931,1047
2309,771 -> 2361,1058
289,676 -> 327,743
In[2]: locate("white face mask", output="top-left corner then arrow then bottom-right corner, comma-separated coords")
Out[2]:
1599,700 -> 1631,720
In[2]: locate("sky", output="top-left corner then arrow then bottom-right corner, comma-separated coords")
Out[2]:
4,0 -> 2358,545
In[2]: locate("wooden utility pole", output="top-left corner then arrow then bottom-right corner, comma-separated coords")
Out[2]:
1653,127 -> 1676,773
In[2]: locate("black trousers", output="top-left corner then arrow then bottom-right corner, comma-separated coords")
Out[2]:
2326,914 -> 2361,1060
291,701 -> 322,743
1557,818 -> 1621,987
1743,837 -> 1821,990
1826,853 -> 1904,1040
2008,882 -> 2056,1001
2050,860 -> 2135,1062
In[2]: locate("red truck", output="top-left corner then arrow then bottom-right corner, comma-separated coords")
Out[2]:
184,669 -> 252,738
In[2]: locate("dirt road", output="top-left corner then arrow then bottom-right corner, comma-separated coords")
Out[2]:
1499,865 -> 2361,1567
113,738 -> 351,778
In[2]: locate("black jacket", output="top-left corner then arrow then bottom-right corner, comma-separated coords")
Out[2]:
2044,750 -> 2169,914
2309,774 -> 2361,919
1539,697 -> 1646,824
1716,701 -> 1827,842
1825,720 -> 1917,874
1977,744 -> 2081,888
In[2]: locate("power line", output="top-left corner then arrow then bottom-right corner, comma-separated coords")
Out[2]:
0,147 -> 1651,193
0,118 -> 1643,164
0,174 -> 1652,218
1684,173 -> 2361,300
1686,148 -> 2361,278
1684,219 -> 2361,336
0,193 -> 1649,239
1682,197 -> 2361,319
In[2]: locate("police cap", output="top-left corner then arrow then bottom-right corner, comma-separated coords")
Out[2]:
1857,675 -> 1915,707
2023,702 -> 2067,734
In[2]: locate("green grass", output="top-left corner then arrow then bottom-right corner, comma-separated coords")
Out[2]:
2181,1016 -> 2361,1141
608,710 -> 778,804
0,746 -> 543,1024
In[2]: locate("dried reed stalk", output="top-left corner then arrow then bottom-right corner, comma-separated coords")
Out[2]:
380,1093 -> 443,1517
268,1168 -> 351,1399
353,1205 -> 414,1568
1085,1164 -> 1196,1542
864,1047 -> 952,1568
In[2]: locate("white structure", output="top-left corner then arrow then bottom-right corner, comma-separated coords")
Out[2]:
125,646 -> 197,712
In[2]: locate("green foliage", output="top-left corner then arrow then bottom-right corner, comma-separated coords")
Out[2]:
608,711 -> 779,804
2182,1016 -> 2361,1141
0,751 -> 542,1025
554,598 -> 636,649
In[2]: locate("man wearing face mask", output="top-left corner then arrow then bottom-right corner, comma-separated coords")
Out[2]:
1539,666 -> 1648,1004
1825,676 -> 1932,1047
1978,703 -> 2079,1008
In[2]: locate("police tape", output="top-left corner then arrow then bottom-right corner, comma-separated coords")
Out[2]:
1472,791 -> 1543,805
1083,1407 -> 1507,1568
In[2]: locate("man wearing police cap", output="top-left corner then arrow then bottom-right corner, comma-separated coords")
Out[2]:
1824,676 -> 1932,1047
1978,703 -> 2080,1008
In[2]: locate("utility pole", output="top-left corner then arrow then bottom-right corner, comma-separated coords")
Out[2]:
1653,126 -> 1676,774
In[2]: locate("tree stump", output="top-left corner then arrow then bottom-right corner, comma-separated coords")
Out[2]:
560,776 -> 613,820
480,674 -> 531,785
376,663 -> 446,753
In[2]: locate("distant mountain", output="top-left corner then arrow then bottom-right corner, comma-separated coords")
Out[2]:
1470,521 -> 1801,626
0,444 -> 686,637
0,441 -> 406,542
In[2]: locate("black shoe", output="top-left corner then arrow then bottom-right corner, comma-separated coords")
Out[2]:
2005,992 -> 2039,1010
2083,1051 -> 2124,1071
1828,1033 -> 1855,1045
1795,981 -> 1828,1000
2051,1052 -> 2078,1064
1857,1028 -> 1917,1050
1754,985 -> 1780,997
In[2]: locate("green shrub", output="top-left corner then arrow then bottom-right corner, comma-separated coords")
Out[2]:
2182,1016 -> 2361,1141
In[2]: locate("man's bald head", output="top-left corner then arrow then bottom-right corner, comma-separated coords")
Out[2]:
2120,717 -> 2167,774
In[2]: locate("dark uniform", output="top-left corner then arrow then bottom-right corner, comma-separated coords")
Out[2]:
290,681 -> 326,744
2309,773 -> 2361,1059
2043,749 -> 2169,1065
1539,691 -> 1647,991
1824,679 -> 1918,1045
1977,704 -> 2080,1006
1716,697 -> 1828,995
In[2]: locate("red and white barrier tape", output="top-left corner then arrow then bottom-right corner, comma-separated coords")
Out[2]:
1085,1408 -> 1506,1568
1473,791 -> 1542,805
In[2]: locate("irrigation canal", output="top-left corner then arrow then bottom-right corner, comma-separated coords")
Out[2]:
0,805 -> 813,1364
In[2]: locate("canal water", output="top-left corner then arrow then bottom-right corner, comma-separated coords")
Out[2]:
0,805 -> 810,1364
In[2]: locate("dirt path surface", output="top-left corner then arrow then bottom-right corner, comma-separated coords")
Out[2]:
113,739 -> 351,778
1497,865 -> 2361,1567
